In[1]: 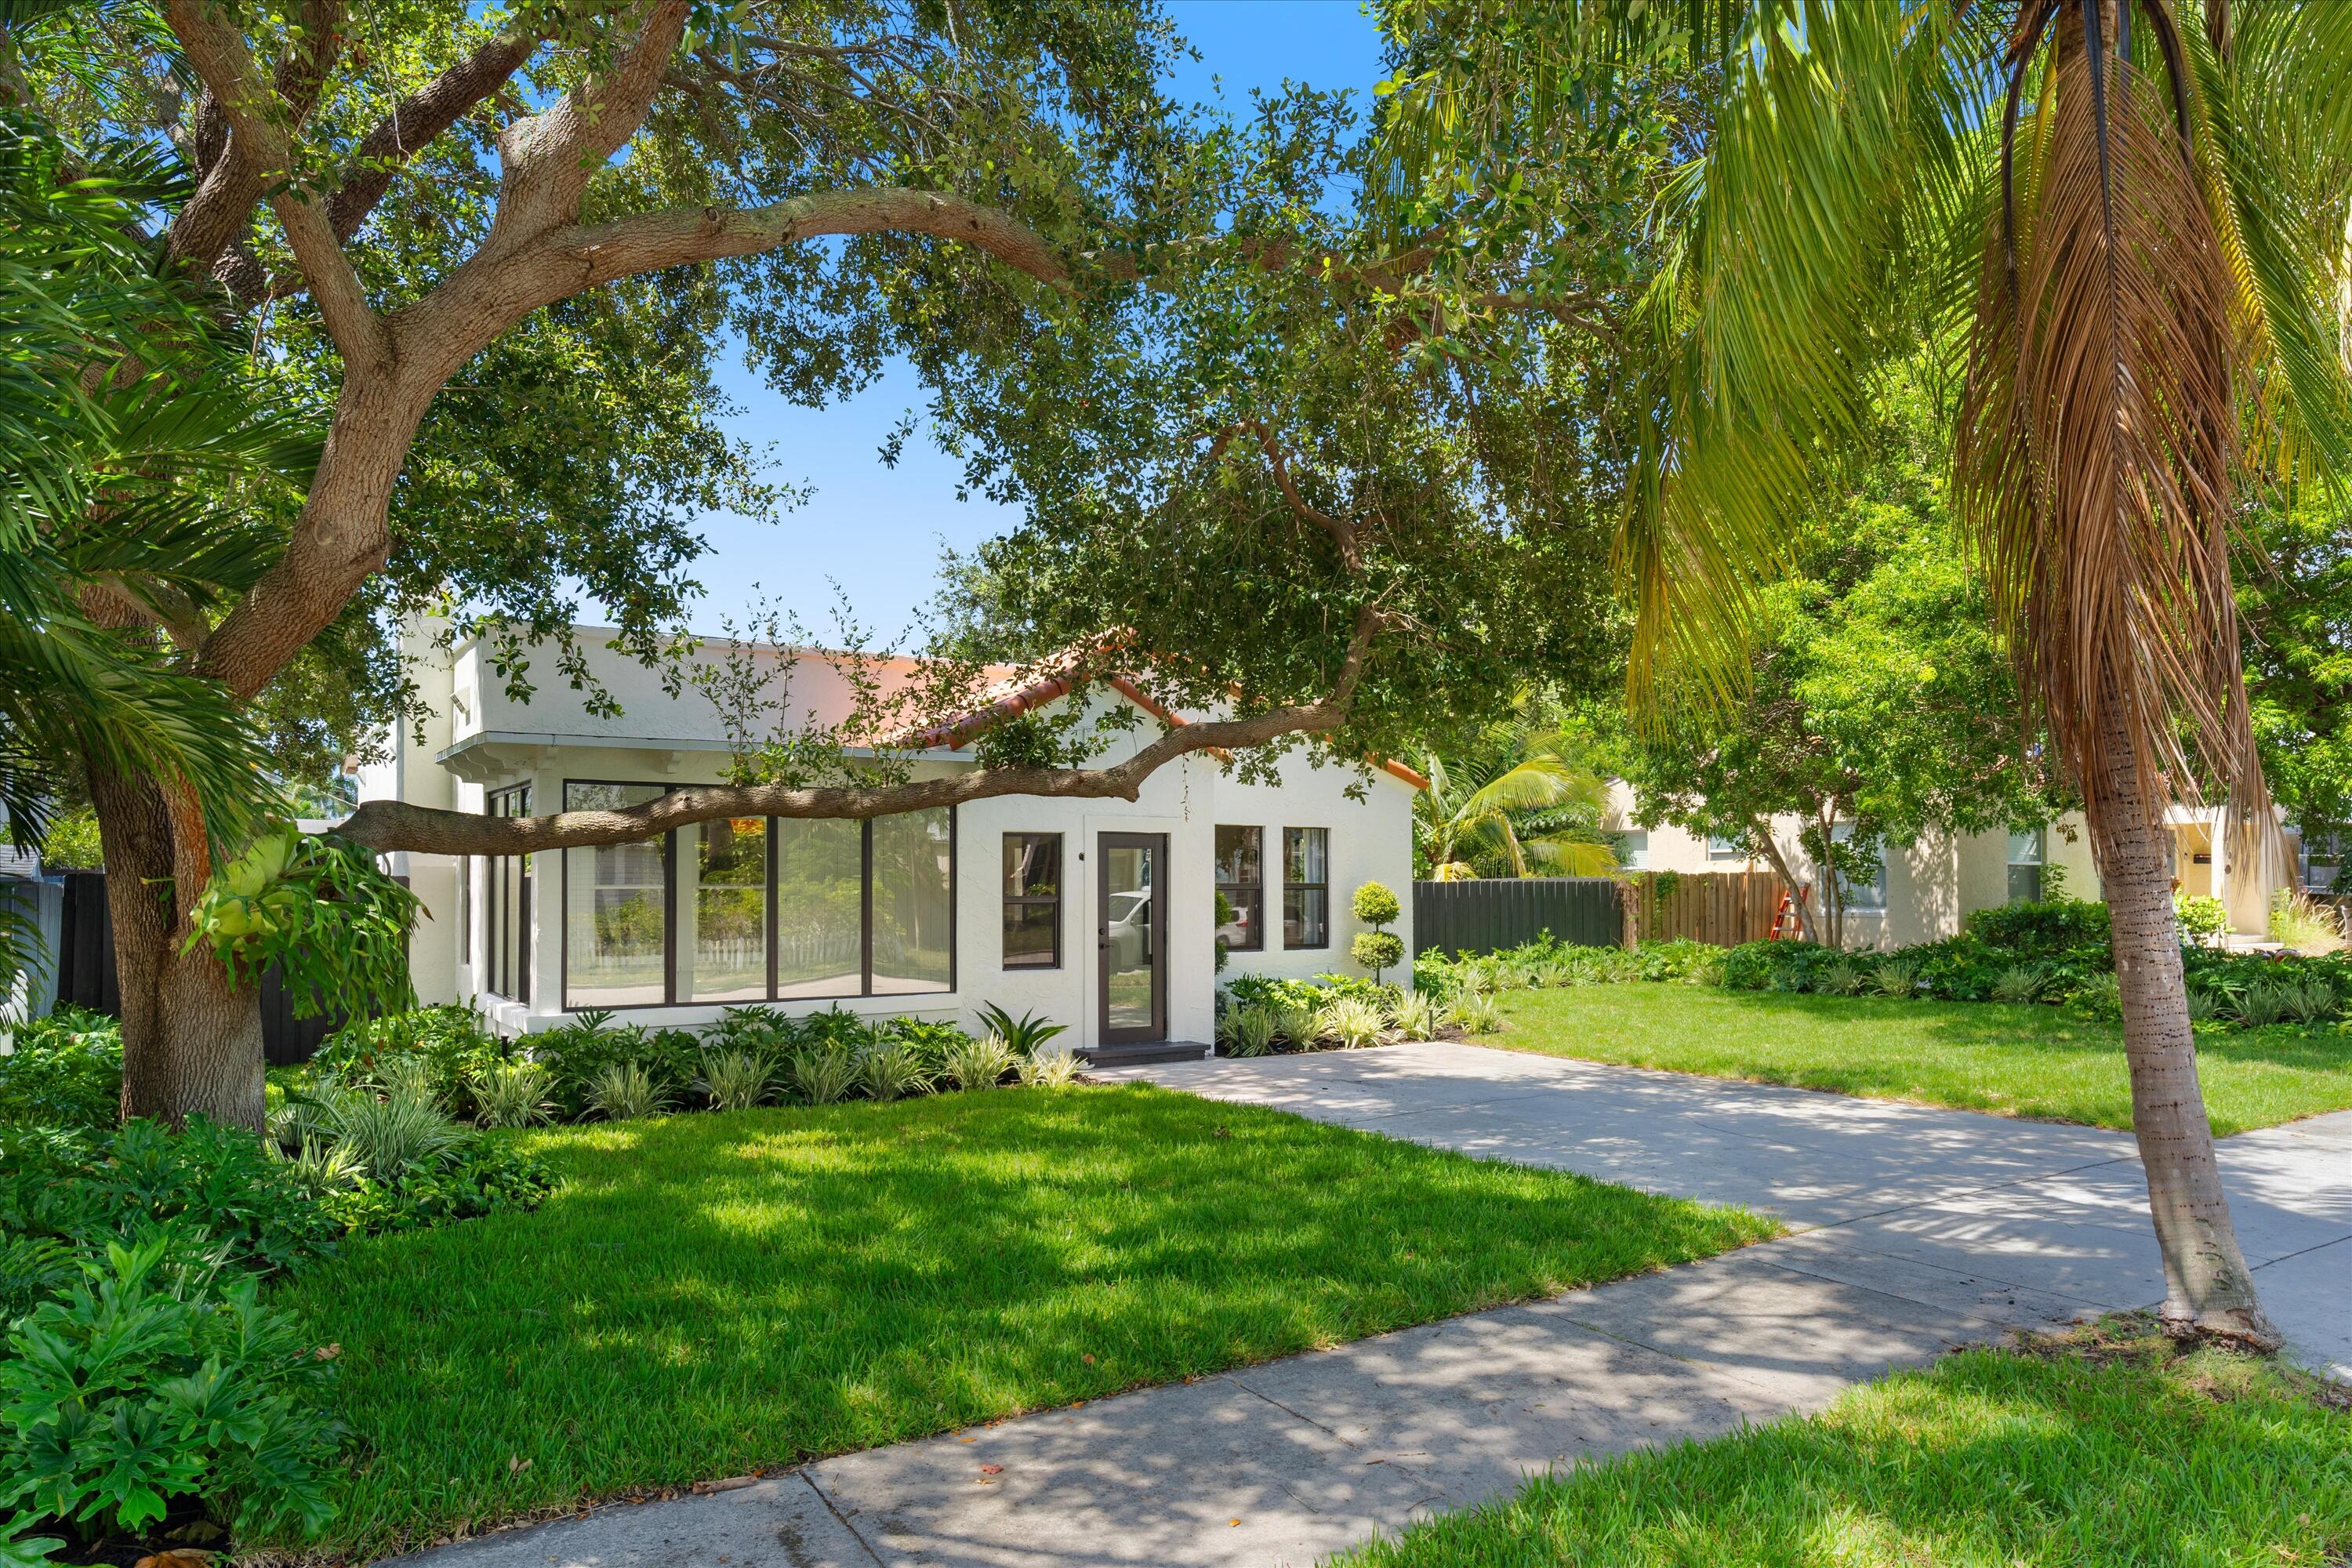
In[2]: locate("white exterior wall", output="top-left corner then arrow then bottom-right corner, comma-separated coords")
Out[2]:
372,628 -> 1418,1047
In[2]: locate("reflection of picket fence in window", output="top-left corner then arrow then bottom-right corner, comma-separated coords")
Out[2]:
778,929 -> 862,972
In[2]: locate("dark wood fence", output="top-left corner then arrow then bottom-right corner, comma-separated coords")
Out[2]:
1413,877 -> 1622,955
1624,871 -> 1788,946
56,872 -> 350,1065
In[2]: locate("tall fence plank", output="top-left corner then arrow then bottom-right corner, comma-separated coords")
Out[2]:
1626,871 -> 1788,946
1412,877 -> 1621,956
53,872 -> 354,1065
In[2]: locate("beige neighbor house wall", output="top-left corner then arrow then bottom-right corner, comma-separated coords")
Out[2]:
1600,781 -> 2110,949
360,624 -> 1417,1049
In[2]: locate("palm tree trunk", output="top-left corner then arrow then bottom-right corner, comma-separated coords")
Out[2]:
2083,679 -> 2278,1348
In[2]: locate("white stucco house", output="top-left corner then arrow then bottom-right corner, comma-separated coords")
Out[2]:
1602,782 -> 2316,947
355,624 -> 1423,1057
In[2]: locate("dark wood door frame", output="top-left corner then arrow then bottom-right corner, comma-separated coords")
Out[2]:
1096,832 -> 1168,1044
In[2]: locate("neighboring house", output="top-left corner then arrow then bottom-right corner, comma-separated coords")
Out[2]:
1602,782 -> 2307,947
356,624 -> 1421,1052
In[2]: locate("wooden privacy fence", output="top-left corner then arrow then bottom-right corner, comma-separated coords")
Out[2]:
1413,877 -> 1621,955
1624,871 -> 1788,947
54,872 -> 354,1065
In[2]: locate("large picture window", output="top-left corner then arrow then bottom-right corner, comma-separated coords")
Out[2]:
1215,826 -> 1262,952
775,818 -> 863,999
564,782 -> 668,1009
681,815 -> 768,1002
1283,826 -> 1329,949
873,808 -> 954,994
558,786 -> 956,1010
483,785 -> 533,1003
1002,833 -> 1062,969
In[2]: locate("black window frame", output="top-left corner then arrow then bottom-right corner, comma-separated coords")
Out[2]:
1000,832 -> 1063,970
1215,825 -> 1265,953
554,779 -> 958,1011
1283,826 -> 1330,950
482,784 -> 533,1003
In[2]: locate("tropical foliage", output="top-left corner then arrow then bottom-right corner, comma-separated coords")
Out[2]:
1368,0 -> 2352,1347
0,117 -> 310,978
1413,705 -> 1619,880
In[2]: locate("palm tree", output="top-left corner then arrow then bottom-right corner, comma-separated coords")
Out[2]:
1,119 -> 305,994
1374,0 -> 2350,1346
1414,718 -> 1620,880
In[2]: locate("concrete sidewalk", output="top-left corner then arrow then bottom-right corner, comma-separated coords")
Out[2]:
394,1044 -> 2350,1568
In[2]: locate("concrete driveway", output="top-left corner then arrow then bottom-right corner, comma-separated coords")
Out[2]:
394,1041 -> 2349,1568
1099,1040 -> 2351,1371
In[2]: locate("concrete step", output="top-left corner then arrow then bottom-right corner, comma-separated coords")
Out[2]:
1078,1041 -> 1214,1069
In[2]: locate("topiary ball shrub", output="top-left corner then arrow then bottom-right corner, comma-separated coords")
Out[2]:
1352,930 -> 1406,978
1352,880 -> 1403,928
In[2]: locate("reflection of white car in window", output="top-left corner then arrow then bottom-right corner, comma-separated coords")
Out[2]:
1105,889 -> 1152,969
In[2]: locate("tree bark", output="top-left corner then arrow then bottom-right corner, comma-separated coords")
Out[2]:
91,769 -> 267,1131
2082,680 -> 2278,1348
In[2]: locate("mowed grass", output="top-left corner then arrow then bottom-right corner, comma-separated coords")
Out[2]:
1334,1319 -> 2352,1568
276,1083 -> 1776,1558
1498,985 -> 2352,1134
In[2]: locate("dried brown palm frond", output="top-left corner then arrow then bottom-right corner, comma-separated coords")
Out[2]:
1957,5 -> 2268,847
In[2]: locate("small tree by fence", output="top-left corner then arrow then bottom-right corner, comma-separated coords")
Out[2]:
1621,871 -> 1787,947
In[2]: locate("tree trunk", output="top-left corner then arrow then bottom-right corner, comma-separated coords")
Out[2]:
2083,686 -> 2279,1348
91,768 -> 268,1131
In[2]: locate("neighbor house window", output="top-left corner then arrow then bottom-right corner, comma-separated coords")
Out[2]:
1706,834 -> 1747,861
1002,833 -> 1062,969
559,792 -> 957,1010
563,781 -> 668,1010
483,785 -> 533,1004
1283,827 -> 1329,949
1831,822 -> 1887,911
1216,826 -> 1263,952
2006,828 -> 2046,905
1616,830 -> 1650,871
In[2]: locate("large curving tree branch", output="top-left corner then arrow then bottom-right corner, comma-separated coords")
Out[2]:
335,610 -> 1387,855
161,0 -> 389,370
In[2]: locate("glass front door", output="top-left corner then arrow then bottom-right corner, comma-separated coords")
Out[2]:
1098,833 -> 1167,1044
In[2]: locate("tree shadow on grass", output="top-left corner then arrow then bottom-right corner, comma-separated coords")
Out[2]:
274,1085 -> 1773,1559
1339,1331 -> 2352,1566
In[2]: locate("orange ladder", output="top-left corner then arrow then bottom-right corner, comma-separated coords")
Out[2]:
1769,884 -> 1809,941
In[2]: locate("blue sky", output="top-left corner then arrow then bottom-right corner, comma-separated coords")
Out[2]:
659,2 -> 1388,645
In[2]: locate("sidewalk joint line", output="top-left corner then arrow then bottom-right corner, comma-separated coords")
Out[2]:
797,1468 -> 888,1566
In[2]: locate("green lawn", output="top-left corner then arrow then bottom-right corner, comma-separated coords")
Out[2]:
1497,985 -> 2352,1134
277,1083 -> 1775,1558
1332,1319 -> 2352,1568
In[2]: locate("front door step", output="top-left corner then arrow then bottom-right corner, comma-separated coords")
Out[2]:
1077,1041 -> 1212,1069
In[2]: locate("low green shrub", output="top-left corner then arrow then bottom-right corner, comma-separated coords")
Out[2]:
0,1007 -> 122,1133
312,1005 -> 509,1120
1,1234 -> 343,1548
1961,898 -> 2113,959
2175,894 -> 2231,945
